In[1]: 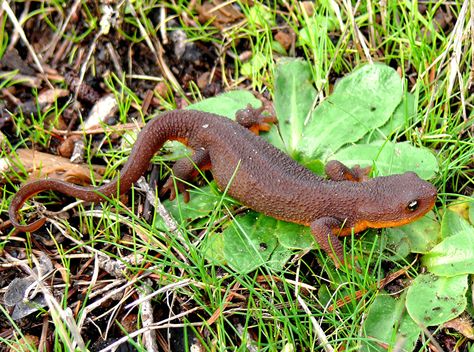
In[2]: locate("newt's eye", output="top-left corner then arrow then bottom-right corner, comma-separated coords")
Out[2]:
407,200 -> 419,212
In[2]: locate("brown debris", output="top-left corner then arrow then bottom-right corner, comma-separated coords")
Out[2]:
12,88 -> 69,116
8,334 -> 39,351
0,49 -> 36,75
197,1 -> 244,28
57,135 -> 80,158
64,71 -> 101,104
443,315 -> 474,339
274,30 -> 294,51
299,1 -> 315,17
3,148 -> 105,185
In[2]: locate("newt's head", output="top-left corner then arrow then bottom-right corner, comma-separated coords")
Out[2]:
359,172 -> 437,229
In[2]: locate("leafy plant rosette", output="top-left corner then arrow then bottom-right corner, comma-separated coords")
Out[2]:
157,59 -> 439,271
363,202 -> 474,351
154,60 -> 474,349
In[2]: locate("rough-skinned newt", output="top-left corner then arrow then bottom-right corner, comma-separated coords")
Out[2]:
8,107 -> 437,266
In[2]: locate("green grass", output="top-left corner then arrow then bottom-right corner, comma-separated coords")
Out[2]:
1,1 -> 473,351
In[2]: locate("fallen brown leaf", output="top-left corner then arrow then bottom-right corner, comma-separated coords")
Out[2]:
275,30 -> 293,51
2,148 -> 106,184
443,314 -> 474,339
198,0 -> 244,28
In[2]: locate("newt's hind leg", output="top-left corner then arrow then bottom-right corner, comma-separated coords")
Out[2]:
310,217 -> 346,268
325,160 -> 371,182
160,148 -> 211,203
236,104 -> 276,135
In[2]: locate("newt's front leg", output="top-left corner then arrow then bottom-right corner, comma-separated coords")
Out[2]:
325,160 -> 371,182
236,104 -> 276,135
310,217 -> 346,268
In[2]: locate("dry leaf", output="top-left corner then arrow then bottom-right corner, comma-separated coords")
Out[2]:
83,94 -> 118,130
299,1 -> 315,16
2,148 -> 105,184
275,30 -> 293,51
57,135 -> 80,158
443,315 -> 474,339
37,88 -> 69,104
8,334 -> 39,351
4,253 -> 54,321
198,0 -> 244,28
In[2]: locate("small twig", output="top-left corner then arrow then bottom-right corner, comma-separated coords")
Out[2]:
18,253 -> 85,350
236,322 -> 258,352
206,281 -> 241,326
6,0 -> 30,50
77,277 -> 141,330
341,0 -> 373,63
98,306 -> 203,352
139,279 -> 159,352
0,71 -> 41,87
159,5 -> 168,44
74,4 -> 118,102
420,325 -> 446,352
105,42 -> 124,78
51,121 -> 145,136
38,314 -> 49,352
125,278 -> 192,311
136,177 -> 190,252
328,0 -> 344,32
445,0 -> 468,122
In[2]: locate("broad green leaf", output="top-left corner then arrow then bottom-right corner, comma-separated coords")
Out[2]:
331,141 -> 438,179
155,185 -> 222,231
247,4 -> 275,27
383,232 -> 411,260
301,158 -> 325,176
187,90 -> 261,118
363,92 -> 415,143
406,273 -> 467,326
222,212 -> 279,273
274,59 -> 317,157
440,208 -> 473,238
384,211 -> 440,255
423,229 -> 474,276
271,40 -> 287,55
266,245 -> 294,272
261,124 -> 287,152
300,64 -> 403,160
361,294 -> 420,352
276,222 -> 313,250
205,212 -> 314,273
203,232 -> 226,263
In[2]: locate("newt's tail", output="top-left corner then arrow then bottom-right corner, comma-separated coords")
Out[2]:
8,110 -> 205,232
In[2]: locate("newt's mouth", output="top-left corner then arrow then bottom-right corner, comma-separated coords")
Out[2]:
350,185 -> 437,233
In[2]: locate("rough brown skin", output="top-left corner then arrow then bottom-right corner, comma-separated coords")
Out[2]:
9,108 -> 437,266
